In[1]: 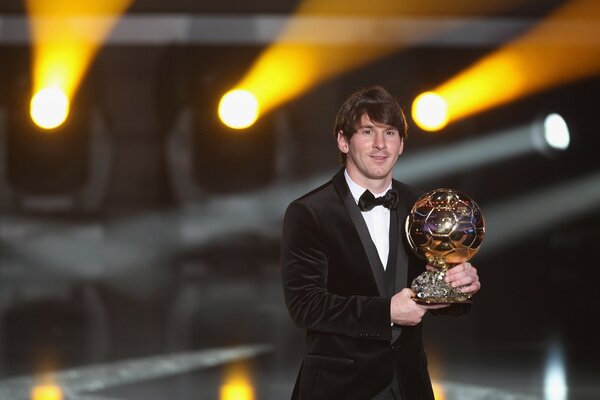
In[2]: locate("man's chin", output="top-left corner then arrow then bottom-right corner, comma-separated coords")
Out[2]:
366,170 -> 393,181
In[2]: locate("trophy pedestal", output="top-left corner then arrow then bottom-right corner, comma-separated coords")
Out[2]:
411,269 -> 472,305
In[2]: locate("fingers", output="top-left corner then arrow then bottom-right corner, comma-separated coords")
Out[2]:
391,289 -> 428,326
445,262 -> 481,294
422,303 -> 450,310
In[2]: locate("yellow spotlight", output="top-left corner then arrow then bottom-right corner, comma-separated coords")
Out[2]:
218,89 -> 260,130
26,0 -> 133,129
412,91 -> 448,132
220,382 -> 254,400
233,0 -> 525,118
432,380 -> 446,400
432,0 -> 600,126
30,86 -> 70,130
220,362 -> 255,400
31,383 -> 63,400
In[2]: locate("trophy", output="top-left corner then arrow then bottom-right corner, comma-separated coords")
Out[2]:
405,188 -> 485,304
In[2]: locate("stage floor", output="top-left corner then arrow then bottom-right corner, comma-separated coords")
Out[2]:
0,260 -> 598,400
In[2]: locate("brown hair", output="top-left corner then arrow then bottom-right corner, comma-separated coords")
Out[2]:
334,86 -> 408,164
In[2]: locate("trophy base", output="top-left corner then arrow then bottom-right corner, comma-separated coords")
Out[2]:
412,297 -> 473,305
411,269 -> 472,305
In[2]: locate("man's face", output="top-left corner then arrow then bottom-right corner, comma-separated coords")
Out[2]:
337,113 -> 404,188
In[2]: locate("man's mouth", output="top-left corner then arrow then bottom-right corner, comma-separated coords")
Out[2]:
370,154 -> 388,161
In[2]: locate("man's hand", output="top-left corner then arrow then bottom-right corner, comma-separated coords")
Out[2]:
390,288 -> 449,326
443,262 -> 481,294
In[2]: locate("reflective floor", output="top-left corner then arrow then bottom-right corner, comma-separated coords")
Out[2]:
1,235 -> 599,400
0,265 -> 600,400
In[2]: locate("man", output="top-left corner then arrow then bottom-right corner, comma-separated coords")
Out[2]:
281,86 -> 481,400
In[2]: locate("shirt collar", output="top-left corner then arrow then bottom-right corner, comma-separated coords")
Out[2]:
344,169 -> 392,204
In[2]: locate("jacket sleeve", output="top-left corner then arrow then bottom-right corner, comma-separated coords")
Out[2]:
281,200 -> 391,341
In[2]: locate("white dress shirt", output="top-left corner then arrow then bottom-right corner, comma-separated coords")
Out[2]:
344,170 -> 391,269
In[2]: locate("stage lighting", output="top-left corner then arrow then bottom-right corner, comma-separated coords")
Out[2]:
543,113 -> 570,151
544,339 -> 568,400
431,381 -> 446,400
26,0 -> 133,117
4,78 -> 90,195
193,86 -> 274,193
32,383 -> 63,400
163,46 -> 275,198
30,86 -> 70,130
0,48 -> 112,212
426,0 -> 600,126
218,89 -> 259,130
220,362 -> 255,400
532,113 -> 570,156
412,91 -> 449,132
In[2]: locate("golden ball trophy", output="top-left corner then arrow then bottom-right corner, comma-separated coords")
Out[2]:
405,188 -> 485,304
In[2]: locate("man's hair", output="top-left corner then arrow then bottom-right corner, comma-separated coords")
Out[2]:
333,86 -> 408,165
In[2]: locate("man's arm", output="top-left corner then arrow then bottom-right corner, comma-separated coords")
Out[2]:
281,201 -> 391,340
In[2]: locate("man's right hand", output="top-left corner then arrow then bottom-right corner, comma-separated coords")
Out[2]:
390,288 -> 449,326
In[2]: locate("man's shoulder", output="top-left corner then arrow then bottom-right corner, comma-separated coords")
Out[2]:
293,178 -> 337,205
288,168 -> 344,205
283,178 -> 339,224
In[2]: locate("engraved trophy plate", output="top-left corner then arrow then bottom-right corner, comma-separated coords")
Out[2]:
405,188 -> 485,304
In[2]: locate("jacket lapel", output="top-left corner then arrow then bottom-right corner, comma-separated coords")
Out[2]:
332,170 -> 387,296
393,180 -> 410,292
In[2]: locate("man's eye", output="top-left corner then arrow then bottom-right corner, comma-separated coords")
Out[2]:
363,130 -> 372,134
386,131 -> 397,135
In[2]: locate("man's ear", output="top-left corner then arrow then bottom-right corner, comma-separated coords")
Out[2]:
398,139 -> 404,156
337,131 -> 349,153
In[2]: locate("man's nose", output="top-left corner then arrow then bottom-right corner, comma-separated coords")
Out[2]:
373,132 -> 386,149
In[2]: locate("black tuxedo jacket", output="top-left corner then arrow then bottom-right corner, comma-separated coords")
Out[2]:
282,169 -> 439,400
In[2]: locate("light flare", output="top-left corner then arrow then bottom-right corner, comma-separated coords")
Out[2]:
544,340 -> 568,400
543,113 -> 570,151
220,362 -> 255,400
434,0 -> 600,125
412,91 -> 449,132
30,86 -> 70,130
234,0 -> 525,117
218,89 -> 260,130
31,384 -> 63,400
26,0 -> 132,127
432,380 -> 446,400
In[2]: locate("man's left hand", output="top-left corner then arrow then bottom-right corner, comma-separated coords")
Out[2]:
443,262 -> 481,294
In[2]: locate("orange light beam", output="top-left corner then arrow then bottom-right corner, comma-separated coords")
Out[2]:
235,0 -> 528,116
26,0 -> 133,100
437,0 -> 600,124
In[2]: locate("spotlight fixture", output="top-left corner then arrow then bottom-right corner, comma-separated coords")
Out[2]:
218,89 -> 259,130
411,91 -> 449,132
532,113 -> 570,156
30,86 -> 70,130
543,113 -> 570,151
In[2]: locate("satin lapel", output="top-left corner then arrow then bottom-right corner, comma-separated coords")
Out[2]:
332,170 -> 386,296
393,181 -> 410,292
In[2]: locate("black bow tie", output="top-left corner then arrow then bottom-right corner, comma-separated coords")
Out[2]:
358,189 -> 398,211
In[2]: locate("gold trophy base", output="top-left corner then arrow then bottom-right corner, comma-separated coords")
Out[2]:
411,269 -> 472,305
